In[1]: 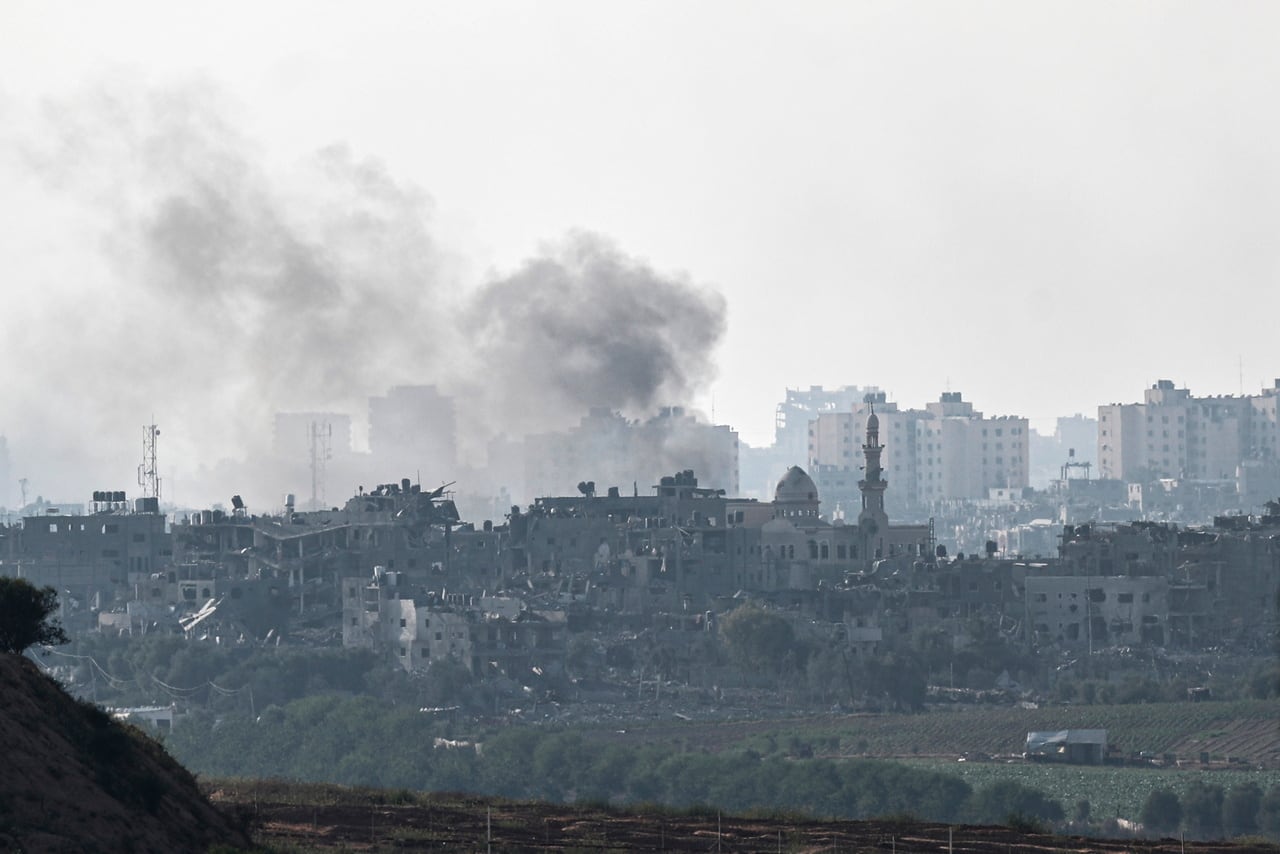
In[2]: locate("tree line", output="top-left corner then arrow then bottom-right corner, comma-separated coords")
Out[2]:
164,691 -> 1073,828
1140,781 -> 1280,840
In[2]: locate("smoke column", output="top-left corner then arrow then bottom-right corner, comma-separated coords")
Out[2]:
1,80 -> 727,507
463,232 -> 726,436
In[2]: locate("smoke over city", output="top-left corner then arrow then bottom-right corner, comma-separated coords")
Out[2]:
464,233 -> 726,433
0,80 -> 726,506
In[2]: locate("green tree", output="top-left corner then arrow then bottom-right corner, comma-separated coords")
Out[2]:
1223,782 -> 1262,837
967,780 -> 1064,826
719,605 -> 797,675
1181,781 -> 1224,839
1140,788 -> 1182,835
0,577 -> 69,653
1257,785 -> 1280,838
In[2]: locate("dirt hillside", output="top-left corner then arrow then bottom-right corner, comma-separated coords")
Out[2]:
0,653 -> 250,853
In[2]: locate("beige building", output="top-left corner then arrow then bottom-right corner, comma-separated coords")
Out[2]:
1098,379 -> 1280,482
1025,574 -> 1168,648
809,391 -> 1029,511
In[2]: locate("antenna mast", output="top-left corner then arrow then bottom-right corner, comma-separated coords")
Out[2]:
309,419 -> 332,510
138,422 -> 161,503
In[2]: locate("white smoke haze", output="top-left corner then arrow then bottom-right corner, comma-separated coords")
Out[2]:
0,79 -> 726,508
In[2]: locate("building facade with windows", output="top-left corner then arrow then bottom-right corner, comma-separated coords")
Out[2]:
809,392 -> 1029,513
1098,379 -> 1280,483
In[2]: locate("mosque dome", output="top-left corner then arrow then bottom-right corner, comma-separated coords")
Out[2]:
866,409 -> 879,432
774,466 -> 819,504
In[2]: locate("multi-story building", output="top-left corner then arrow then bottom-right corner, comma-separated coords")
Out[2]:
342,569 -> 567,676
1098,379 -> 1280,484
523,407 -> 739,501
1024,574 -> 1169,648
775,385 -> 879,467
8,491 -> 171,610
368,385 -> 457,478
809,392 -> 1029,514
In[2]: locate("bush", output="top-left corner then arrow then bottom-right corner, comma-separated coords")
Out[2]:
1140,788 -> 1181,835
968,781 -> 1064,826
1223,782 -> 1262,838
0,577 -> 68,653
1181,781 -> 1224,839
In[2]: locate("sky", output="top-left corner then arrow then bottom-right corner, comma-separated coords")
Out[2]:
1,1 -> 1277,505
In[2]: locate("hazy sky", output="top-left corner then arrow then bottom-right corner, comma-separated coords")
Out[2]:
1,1 -> 1277,501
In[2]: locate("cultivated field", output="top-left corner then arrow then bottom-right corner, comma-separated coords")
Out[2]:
585,699 -> 1280,769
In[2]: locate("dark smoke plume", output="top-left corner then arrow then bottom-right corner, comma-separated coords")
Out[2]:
464,232 -> 726,433
2,80 -> 726,507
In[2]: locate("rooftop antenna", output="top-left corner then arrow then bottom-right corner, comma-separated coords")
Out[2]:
138,421 -> 161,503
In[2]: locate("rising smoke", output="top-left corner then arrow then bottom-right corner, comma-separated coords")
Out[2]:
0,80 -> 726,507
463,232 -> 726,434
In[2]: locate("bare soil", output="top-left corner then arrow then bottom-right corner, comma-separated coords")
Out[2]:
215,788 -> 1279,852
0,653 -> 250,854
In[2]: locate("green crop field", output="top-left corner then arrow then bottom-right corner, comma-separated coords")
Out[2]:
901,759 -> 1280,822
713,699 -> 1280,765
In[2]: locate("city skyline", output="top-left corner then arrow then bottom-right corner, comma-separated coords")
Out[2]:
1,1 -> 1277,504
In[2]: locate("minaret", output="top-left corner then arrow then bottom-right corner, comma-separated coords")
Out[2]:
857,404 -> 887,520
857,404 -> 890,561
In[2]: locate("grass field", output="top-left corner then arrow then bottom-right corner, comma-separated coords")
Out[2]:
592,699 -> 1280,768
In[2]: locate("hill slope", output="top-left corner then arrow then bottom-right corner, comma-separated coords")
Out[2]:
0,653 -> 249,853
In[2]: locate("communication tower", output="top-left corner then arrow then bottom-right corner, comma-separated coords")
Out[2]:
309,420 -> 333,510
138,422 -> 161,503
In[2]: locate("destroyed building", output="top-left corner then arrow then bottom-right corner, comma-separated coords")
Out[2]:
342,567 -> 568,678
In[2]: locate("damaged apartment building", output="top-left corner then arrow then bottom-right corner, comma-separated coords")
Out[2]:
1022,504 -> 1280,650
341,569 -> 568,678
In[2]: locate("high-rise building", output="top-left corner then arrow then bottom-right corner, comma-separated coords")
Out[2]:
368,385 -> 457,478
523,407 -> 739,500
775,385 -> 879,466
810,391 -> 1029,513
1099,379 -> 1280,482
